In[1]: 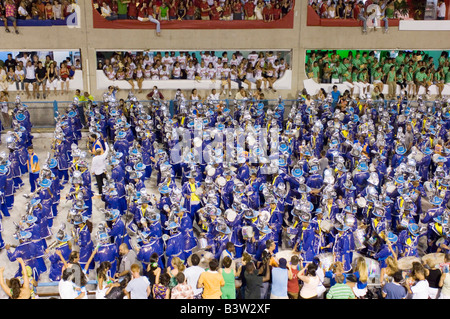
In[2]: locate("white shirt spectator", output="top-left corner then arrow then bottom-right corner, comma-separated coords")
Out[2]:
184,265 -> 205,296
59,280 -> 79,299
411,279 -> 430,299
25,65 -> 35,80
437,1 -> 446,18
91,143 -> 109,175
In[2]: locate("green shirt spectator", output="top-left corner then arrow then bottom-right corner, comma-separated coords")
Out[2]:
117,0 -> 129,17
415,71 -> 427,82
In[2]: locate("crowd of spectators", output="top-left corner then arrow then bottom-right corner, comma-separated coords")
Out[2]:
0,51 -> 81,99
93,0 -> 293,22
98,50 -> 290,94
305,50 -> 450,100
309,0 -> 447,28
309,0 -> 407,20
0,0 -> 78,33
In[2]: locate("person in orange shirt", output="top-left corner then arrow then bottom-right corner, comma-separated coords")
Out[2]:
27,145 -> 40,193
197,258 -> 225,299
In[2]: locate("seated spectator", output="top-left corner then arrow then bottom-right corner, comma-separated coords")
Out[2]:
3,0 -> 19,34
101,2 -> 118,20
18,1 -> 30,19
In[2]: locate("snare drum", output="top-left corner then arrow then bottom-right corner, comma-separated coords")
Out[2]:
356,197 -> 367,208
386,182 -> 396,194
242,226 -> 254,240
422,253 -> 445,267
317,253 -> 334,272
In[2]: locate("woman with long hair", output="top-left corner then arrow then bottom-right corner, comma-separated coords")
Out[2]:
167,256 -> 185,289
0,257 -> 31,299
347,257 -> 368,298
96,261 -> 113,299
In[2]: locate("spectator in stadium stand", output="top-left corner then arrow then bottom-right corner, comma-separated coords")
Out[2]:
244,0 -> 256,20
437,0 -> 446,20
137,2 -> 161,36
2,0 -> 19,34
147,85 -> 165,100
232,0 -> 243,20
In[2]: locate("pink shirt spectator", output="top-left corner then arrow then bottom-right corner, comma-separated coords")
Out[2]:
5,3 -> 16,17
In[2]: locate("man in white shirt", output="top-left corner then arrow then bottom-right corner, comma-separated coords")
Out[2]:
125,264 -> 151,299
208,88 -> 221,104
184,253 -> 205,299
437,0 -> 446,19
59,268 -> 86,299
91,142 -> 109,195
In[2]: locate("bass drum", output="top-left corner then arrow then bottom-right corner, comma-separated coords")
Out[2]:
397,256 -> 421,270
275,250 -> 296,263
353,228 -> 366,251
421,253 -> 446,267
188,249 -> 214,268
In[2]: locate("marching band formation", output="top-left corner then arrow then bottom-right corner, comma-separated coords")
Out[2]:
1,87 -> 450,297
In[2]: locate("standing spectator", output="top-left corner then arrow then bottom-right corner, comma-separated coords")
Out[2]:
439,255 -> 450,299
166,256 -> 185,289
424,258 -> 442,299
177,1 -> 186,20
27,145 -> 40,193
159,2 -> 169,20
152,272 -> 171,299
4,54 -> 16,72
91,142 -> 109,195
232,0 -> 242,20
171,272 -> 194,299
2,0 -> 19,34
46,62 -> 59,97
184,253 -> 204,299
58,268 -> 86,299
117,0 -> 129,19
125,263 -> 151,299
405,262 -> 430,299
59,61 -> 70,94
326,274 -> 356,299
197,258 -> 225,299
185,0 -> 195,19
287,255 -> 300,299
115,243 -> 141,281
298,262 -> 321,299
53,0 -> 62,19
219,256 -> 236,299
0,258 -> 31,299
35,61 -> 47,99
244,0 -> 255,19
347,256 -> 369,299
437,0 -> 446,20
45,1 -> 54,19
146,253 -> 161,290
243,259 -> 270,299
381,270 -> 407,299
199,0 -> 211,20
18,1 -> 30,19
255,1 -> 263,20
270,257 -> 289,299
